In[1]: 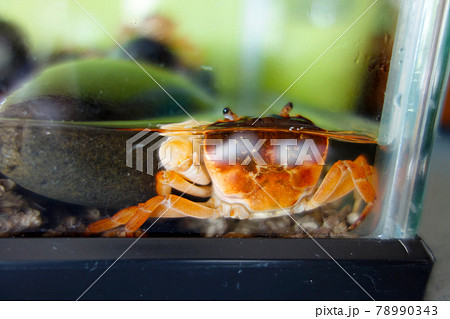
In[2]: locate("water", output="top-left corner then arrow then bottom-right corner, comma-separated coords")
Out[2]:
0,118 -> 379,238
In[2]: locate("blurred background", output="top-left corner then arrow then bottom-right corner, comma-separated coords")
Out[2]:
420,81 -> 450,300
0,0 -> 399,130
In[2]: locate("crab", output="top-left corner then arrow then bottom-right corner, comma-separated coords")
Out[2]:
86,102 -> 376,236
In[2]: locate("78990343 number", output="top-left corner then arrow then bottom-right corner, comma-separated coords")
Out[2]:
376,305 -> 438,316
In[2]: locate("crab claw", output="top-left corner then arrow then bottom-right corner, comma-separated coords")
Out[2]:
223,107 -> 239,121
280,102 -> 293,117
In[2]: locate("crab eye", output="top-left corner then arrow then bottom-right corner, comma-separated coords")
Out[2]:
222,107 -> 238,121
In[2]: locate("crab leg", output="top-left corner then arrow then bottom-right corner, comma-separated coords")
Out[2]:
344,157 -> 376,230
86,194 -> 216,234
156,171 -> 212,197
319,156 -> 375,204
85,206 -> 141,234
304,155 -> 376,229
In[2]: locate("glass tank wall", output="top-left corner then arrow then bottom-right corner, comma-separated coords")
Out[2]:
0,0 -> 448,239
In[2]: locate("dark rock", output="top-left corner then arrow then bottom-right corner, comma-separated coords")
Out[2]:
1,59 -> 213,121
0,59 -> 214,208
0,122 -> 159,209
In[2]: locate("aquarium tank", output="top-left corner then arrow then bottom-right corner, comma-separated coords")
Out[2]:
0,0 -> 449,240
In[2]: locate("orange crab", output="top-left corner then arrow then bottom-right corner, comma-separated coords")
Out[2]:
86,103 -> 376,235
